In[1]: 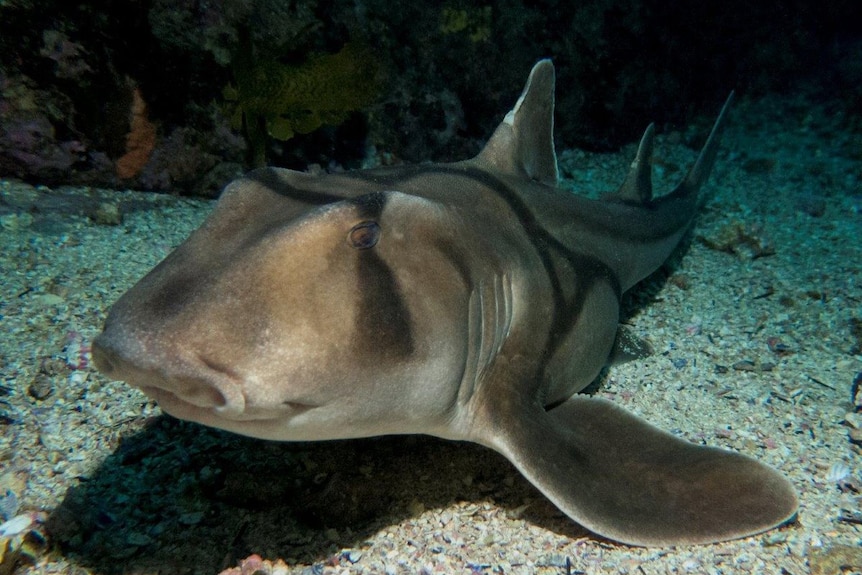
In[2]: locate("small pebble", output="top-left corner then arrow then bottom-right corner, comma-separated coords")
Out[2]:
0,212 -> 33,231
766,337 -> 792,355
669,273 -> 691,290
762,531 -> 788,546
125,532 -> 153,546
0,513 -> 35,537
178,511 -> 204,525
852,372 -> 861,410
31,293 -> 65,307
408,500 -> 425,516
0,488 -> 19,521
732,359 -> 758,371
538,554 -> 569,568
825,462 -> 850,483
28,374 -> 54,400
794,192 -> 827,217
671,358 -> 688,369
91,202 -> 122,225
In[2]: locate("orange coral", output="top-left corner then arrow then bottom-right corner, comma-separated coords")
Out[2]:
116,86 -> 156,179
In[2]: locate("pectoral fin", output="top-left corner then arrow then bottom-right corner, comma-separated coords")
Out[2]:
491,395 -> 797,546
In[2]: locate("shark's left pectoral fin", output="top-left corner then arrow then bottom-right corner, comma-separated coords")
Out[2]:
490,395 -> 798,546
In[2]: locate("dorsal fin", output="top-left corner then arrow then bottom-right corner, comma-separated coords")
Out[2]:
616,123 -> 655,203
616,91 -> 734,205
475,59 -> 559,185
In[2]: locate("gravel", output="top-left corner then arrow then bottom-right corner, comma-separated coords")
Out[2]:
1,91 -> 860,575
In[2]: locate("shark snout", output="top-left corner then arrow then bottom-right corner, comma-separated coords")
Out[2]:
91,330 -> 247,417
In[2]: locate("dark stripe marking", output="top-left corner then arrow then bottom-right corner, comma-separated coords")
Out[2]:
459,167 -> 621,365
346,164 -> 695,244
344,165 -> 622,369
245,168 -> 344,205
348,192 -> 415,362
249,164 -> 686,371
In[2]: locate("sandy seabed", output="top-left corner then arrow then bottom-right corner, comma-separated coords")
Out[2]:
1,92 -> 860,575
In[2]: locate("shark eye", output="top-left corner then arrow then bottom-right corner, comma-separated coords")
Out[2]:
348,221 -> 380,249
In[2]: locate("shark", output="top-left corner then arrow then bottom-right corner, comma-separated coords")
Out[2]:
92,59 -> 798,546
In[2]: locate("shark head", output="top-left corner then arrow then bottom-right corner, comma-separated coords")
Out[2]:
92,61 -> 565,444
94,180 -> 479,441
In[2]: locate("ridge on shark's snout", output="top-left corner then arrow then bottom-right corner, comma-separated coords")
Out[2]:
92,59 -> 798,547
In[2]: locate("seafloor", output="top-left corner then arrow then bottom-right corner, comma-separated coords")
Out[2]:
1,92 -> 860,575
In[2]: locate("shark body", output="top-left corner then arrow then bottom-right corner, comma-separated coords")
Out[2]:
93,60 -> 797,546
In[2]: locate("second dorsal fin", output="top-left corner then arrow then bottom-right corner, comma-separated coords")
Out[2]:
616,123 -> 655,204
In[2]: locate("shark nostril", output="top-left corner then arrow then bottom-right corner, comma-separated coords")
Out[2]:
177,379 -> 229,409
189,354 -> 246,415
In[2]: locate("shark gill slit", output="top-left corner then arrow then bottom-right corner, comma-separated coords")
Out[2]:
492,273 -> 511,354
432,236 -> 481,406
459,167 -> 621,370
457,275 -> 514,407
476,283 -> 490,381
456,284 -> 483,406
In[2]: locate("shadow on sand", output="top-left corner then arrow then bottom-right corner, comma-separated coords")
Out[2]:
47,413 -> 590,574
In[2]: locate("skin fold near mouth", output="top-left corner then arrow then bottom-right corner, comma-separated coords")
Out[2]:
139,385 -> 317,422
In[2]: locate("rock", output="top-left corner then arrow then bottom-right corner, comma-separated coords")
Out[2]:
809,544 -> 862,575
28,374 -> 53,400
698,220 -> 776,260
91,202 -> 122,225
852,372 -> 861,411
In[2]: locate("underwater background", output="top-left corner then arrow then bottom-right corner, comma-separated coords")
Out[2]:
1,0 -> 861,195
1,1 -> 861,574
